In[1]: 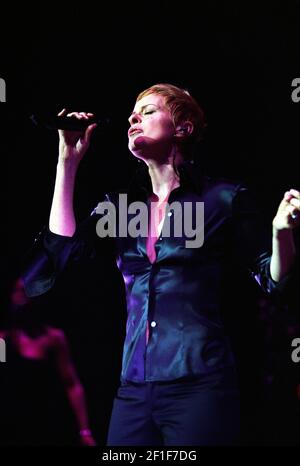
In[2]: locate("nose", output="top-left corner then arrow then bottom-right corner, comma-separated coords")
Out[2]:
129,112 -> 142,126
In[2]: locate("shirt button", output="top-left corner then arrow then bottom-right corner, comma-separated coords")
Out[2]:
150,321 -> 157,328
159,237 -> 163,240
167,211 -> 172,217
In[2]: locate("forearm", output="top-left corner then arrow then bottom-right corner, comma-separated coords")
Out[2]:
66,383 -> 91,431
270,227 -> 296,282
49,160 -> 78,237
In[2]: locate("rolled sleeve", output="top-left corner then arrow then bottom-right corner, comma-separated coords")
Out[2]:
231,185 -> 297,298
22,227 -> 80,297
22,208 -> 101,297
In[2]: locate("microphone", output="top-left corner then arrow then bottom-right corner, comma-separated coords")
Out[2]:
30,113 -> 111,131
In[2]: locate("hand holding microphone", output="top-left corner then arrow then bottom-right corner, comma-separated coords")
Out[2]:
45,109 -> 99,166
30,108 -> 111,165
59,109 -> 99,165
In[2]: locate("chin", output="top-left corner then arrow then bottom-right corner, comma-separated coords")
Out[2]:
130,151 -> 145,161
129,143 -> 145,157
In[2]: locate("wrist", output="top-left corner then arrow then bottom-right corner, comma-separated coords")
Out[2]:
272,225 -> 293,239
56,157 -> 79,176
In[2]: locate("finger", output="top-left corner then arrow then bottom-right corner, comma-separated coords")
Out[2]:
84,123 -> 97,142
57,108 -> 67,117
287,204 -> 298,217
290,198 -> 300,209
284,192 -> 293,201
66,112 -> 85,119
289,188 -> 300,198
79,112 -> 90,119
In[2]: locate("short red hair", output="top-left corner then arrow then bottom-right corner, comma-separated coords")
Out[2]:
137,83 -> 207,158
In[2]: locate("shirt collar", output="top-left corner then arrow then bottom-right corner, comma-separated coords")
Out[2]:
127,159 -> 204,202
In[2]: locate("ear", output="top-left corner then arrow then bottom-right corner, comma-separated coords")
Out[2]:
174,121 -> 194,139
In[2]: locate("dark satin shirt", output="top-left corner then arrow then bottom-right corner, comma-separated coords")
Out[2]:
23,161 -> 285,383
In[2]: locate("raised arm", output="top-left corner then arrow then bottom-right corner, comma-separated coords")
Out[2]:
50,110 -> 97,236
270,188 -> 300,282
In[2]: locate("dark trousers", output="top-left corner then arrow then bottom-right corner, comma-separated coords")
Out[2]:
107,367 -> 240,446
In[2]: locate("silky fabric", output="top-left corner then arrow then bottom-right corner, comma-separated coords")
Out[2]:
23,161 -> 286,384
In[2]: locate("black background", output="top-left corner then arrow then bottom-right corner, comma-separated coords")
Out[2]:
1,0 -> 300,446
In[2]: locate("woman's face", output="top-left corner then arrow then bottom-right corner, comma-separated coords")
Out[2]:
128,93 -> 176,161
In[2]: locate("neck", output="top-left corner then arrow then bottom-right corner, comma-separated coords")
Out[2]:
146,151 -> 184,200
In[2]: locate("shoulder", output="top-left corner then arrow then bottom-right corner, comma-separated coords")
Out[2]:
202,175 -> 244,196
201,176 -> 248,213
